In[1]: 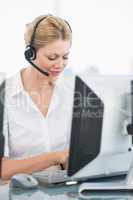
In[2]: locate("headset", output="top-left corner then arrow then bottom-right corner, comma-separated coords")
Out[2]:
24,15 -> 72,76
24,16 -> 49,76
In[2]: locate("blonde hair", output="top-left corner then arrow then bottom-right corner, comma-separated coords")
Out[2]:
24,14 -> 72,49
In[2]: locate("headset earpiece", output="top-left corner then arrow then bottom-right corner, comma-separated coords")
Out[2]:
24,16 -> 48,62
24,45 -> 36,61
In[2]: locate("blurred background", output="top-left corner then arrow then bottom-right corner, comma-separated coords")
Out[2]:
0,0 -> 133,76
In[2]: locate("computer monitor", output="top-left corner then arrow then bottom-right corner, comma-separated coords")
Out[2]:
68,76 -> 104,176
68,75 -> 133,180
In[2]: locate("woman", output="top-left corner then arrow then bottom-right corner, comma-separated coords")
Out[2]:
2,14 -> 75,180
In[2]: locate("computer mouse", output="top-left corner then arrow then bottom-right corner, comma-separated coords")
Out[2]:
11,173 -> 39,189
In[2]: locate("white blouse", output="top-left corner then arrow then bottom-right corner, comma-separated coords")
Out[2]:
4,69 -> 75,159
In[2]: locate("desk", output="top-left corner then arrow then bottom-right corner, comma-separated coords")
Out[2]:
0,179 -> 133,200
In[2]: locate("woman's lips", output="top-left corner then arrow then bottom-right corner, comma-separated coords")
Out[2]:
49,70 -> 62,76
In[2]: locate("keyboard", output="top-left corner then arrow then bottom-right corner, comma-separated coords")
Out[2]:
33,169 -> 70,184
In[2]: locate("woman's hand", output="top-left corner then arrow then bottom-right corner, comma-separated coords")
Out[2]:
55,150 -> 69,169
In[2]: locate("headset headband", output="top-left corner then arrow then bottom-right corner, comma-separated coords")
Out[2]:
30,15 -> 72,47
30,15 -> 48,46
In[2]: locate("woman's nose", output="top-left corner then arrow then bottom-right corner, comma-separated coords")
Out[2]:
54,58 -> 66,68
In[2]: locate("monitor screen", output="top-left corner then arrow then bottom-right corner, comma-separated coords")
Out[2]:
68,76 -> 104,176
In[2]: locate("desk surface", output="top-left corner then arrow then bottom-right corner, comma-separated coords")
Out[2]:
1,184 -> 133,200
1,178 -> 133,200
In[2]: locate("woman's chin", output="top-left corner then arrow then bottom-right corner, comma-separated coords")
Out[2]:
49,74 -> 60,83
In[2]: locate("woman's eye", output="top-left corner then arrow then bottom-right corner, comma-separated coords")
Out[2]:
63,57 -> 68,60
48,57 -> 56,61
47,56 -> 69,61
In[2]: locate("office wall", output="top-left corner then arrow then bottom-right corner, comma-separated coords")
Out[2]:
58,0 -> 133,75
0,0 -> 133,76
0,0 -> 55,77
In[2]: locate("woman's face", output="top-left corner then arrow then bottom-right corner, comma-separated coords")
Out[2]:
35,39 -> 71,80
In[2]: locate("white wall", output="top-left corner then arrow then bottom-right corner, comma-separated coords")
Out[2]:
58,0 -> 133,75
0,0 -> 133,76
0,0 -> 55,77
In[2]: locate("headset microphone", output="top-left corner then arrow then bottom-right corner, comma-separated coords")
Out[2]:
27,58 -> 49,76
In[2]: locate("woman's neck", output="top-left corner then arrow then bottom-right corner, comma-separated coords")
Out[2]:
21,67 -> 53,92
